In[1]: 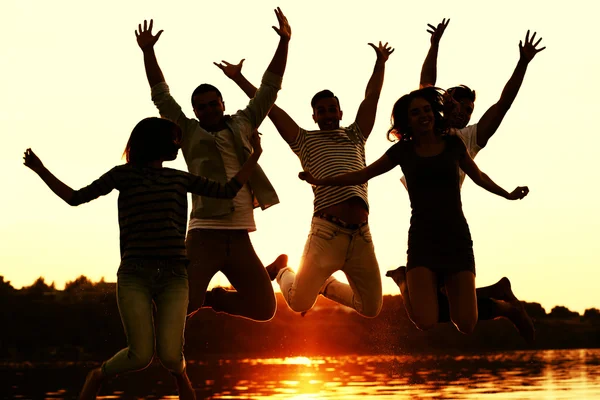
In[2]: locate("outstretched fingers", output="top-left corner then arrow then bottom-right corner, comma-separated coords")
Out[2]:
272,7 -> 291,39
368,41 -> 394,61
427,18 -> 450,42
520,30 -> 546,60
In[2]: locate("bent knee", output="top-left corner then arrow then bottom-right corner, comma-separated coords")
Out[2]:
248,302 -> 277,322
357,300 -> 382,318
411,314 -> 438,331
287,295 -> 317,314
157,353 -> 185,373
128,349 -> 154,371
453,317 -> 477,335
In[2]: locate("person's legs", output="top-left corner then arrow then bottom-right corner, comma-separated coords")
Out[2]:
154,261 -> 195,399
81,262 -> 156,399
405,267 -> 439,330
102,263 -> 156,375
332,224 -> 382,317
444,270 -> 478,334
154,261 -> 189,374
390,266 -> 535,342
277,218 -> 346,313
185,229 -> 222,316
210,230 -> 277,321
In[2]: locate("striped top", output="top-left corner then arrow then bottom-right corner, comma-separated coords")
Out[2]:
290,122 -> 369,213
69,164 -> 242,260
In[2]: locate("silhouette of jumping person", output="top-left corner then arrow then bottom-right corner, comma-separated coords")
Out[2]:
24,118 -> 264,399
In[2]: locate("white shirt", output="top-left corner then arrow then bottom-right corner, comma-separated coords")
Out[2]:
188,128 -> 256,231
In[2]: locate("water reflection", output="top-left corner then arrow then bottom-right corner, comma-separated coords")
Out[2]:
2,349 -> 600,399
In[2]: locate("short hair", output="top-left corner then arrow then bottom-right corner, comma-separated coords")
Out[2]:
445,84 -> 476,105
311,89 -> 341,110
387,87 -> 445,142
191,84 -> 223,106
123,117 -> 182,165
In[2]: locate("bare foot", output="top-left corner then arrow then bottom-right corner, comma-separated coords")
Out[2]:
386,266 -> 406,289
478,277 -> 519,303
504,300 -> 536,345
79,368 -> 104,400
203,287 -> 227,309
266,254 -> 288,281
495,277 -> 519,303
174,369 -> 196,400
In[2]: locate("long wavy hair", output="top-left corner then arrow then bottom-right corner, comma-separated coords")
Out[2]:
122,117 -> 182,165
387,87 -> 446,142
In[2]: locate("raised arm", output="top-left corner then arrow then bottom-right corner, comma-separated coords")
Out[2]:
299,153 -> 396,187
136,20 -> 197,134
24,149 -> 117,207
267,7 -> 291,78
23,149 -> 75,204
476,30 -> 545,148
459,149 -> 529,200
419,18 -> 449,89
215,59 -> 300,144
355,42 -> 394,139
226,8 -> 293,133
135,19 -> 165,88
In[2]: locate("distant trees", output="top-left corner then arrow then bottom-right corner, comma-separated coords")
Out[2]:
583,308 -> 600,322
523,302 -> 547,319
0,276 -> 15,294
549,305 -> 580,319
21,277 -> 56,296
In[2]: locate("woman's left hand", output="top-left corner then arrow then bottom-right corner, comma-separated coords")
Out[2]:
507,186 -> 529,200
23,148 -> 45,173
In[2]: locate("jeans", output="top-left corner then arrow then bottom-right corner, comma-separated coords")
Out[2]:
185,229 -> 276,322
277,217 -> 382,317
102,258 -> 189,376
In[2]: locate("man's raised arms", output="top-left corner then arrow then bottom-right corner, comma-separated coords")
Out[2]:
476,30 -> 545,148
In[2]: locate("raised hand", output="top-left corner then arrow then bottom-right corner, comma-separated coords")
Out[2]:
368,41 -> 395,63
249,130 -> 263,156
214,59 -> 245,80
507,186 -> 529,200
135,19 -> 163,51
519,30 -> 545,63
272,7 -> 291,41
298,171 -> 318,185
23,148 -> 44,173
427,18 -> 450,45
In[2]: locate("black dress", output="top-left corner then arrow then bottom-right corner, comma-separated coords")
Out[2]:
386,134 -> 475,279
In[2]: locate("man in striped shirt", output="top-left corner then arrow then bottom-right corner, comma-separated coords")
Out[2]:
216,42 -> 394,317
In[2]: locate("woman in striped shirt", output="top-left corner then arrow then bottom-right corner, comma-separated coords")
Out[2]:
23,117 -> 263,399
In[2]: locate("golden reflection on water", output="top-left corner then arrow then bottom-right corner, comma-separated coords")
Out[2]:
202,350 -> 600,399
6,349 -> 600,399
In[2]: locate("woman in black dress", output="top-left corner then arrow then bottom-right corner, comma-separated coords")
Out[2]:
299,87 -> 528,334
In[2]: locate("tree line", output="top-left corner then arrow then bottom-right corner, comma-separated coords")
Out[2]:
1,275 -> 599,362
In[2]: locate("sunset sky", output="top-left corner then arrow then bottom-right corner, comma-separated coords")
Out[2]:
1,0 -> 598,314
